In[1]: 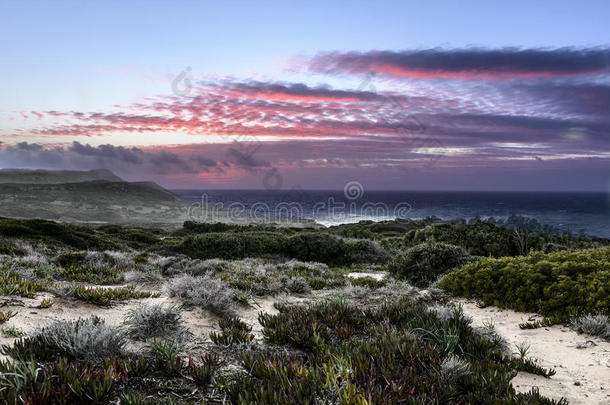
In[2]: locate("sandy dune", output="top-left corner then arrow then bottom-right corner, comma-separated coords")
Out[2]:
459,300 -> 610,405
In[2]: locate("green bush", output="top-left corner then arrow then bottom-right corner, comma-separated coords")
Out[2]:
0,217 -> 117,250
180,232 -> 287,260
388,242 -> 472,287
179,231 -> 387,265
440,249 -> 610,319
404,221 -> 607,257
285,232 -> 346,263
404,223 -> 517,257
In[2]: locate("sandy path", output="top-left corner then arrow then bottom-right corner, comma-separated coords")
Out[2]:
458,299 -> 610,405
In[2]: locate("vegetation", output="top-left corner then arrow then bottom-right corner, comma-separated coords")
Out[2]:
209,316 -> 254,345
570,313 -> 610,340
2,316 -> 127,363
230,298 -> 561,404
124,303 -> 187,340
389,242 -> 472,287
0,310 -> 17,324
1,216 -> 606,403
0,269 -> 49,298
71,286 -> 158,306
165,274 -> 236,317
404,218 -> 607,257
440,249 -> 610,319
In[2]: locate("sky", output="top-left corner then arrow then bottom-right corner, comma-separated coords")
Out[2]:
1,1 -> 609,191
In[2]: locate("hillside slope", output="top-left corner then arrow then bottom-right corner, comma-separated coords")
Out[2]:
0,169 -> 187,224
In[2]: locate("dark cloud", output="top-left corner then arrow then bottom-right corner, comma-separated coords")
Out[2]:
216,80 -> 383,102
69,142 -> 143,164
307,48 -> 610,80
225,147 -> 271,170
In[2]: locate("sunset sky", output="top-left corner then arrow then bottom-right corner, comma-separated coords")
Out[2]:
1,1 -> 609,191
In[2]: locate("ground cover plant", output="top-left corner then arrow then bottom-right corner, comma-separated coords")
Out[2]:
71,285 -> 158,306
229,298 -> 560,404
440,248 -> 610,320
0,268 -> 49,297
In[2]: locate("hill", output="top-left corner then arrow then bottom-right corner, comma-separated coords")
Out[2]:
0,168 -> 123,184
0,169 -> 188,224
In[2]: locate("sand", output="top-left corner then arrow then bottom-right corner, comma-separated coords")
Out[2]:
458,299 -> 610,405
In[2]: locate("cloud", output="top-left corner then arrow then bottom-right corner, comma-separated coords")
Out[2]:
306,48 -> 610,80
5,49 -> 610,190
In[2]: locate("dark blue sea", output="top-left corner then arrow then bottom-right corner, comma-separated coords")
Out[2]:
173,189 -> 610,238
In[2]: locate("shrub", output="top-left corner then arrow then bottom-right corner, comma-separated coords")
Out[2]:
179,232 -> 287,260
349,275 -> 388,288
146,338 -> 184,377
343,238 -> 389,264
404,220 -> 606,257
188,353 -> 223,389
247,298 -> 560,404
3,316 -> 127,362
0,311 -> 17,324
389,242 -> 471,287
0,357 -> 128,404
209,316 -> 254,345
283,276 -> 311,294
124,303 -> 187,340
0,269 -> 49,297
440,354 -> 471,383
285,232 -> 345,264
571,314 -> 610,339
165,274 -> 235,317
55,250 -> 133,284
71,286 -> 158,306
404,222 -> 517,257
440,249 -> 610,319
0,217 -> 117,250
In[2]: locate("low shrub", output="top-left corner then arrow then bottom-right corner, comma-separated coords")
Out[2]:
218,260 -> 283,296
239,298 -> 561,404
55,250 -> 133,284
0,310 -> 17,324
440,354 -> 471,383
146,338 -> 184,377
124,303 -> 187,340
179,232 -> 287,260
389,242 -> 472,287
165,274 -> 235,317
188,353 -> 223,389
209,316 -> 254,345
440,249 -> 610,319
0,357 -> 128,404
71,286 -> 158,306
283,276 -> 311,294
570,313 -> 610,339
2,326 -> 25,337
2,316 -> 127,363
349,275 -> 388,288
0,269 -> 49,297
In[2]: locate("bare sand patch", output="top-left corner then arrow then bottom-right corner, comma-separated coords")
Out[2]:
458,299 -> 610,405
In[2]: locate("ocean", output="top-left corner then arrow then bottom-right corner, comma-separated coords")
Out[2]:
173,189 -> 610,238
